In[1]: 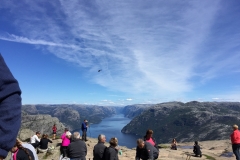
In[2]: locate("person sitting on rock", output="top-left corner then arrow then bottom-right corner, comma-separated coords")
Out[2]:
171,138 -> 177,150
16,139 -> 39,160
136,139 -> 159,160
30,131 -> 41,148
61,129 -> 71,158
11,139 -> 35,160
93,134 -> 107,160
193,141 -> 202,157
67,132 -> 87,160
37,134 -> 52,153
143,129 -> 158,150
52,124 -> 57,140
104,137 -> 119,160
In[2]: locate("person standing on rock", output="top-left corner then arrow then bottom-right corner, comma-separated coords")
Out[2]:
61,129 -> 71,158
67,132 -> 87,160
52,124 -> 57,140
135,139 -> 159,160
93,134 -> 107,160
81,119 -> 88,141
0,54 -> 22,160
231,124 -> 240,160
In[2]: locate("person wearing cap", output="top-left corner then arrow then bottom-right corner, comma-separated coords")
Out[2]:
61,129 -> 71,158
81,120 -> 88,141
231,124 -> 240,160
0,54 -> 22,160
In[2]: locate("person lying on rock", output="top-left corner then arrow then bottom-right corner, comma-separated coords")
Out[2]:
193,141 -> 202,157
135,139 -> 159,160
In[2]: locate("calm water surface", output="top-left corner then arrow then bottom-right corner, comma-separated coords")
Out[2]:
79,114 -> 140,148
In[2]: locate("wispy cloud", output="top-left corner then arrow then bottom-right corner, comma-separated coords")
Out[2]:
1,0 -> 239,100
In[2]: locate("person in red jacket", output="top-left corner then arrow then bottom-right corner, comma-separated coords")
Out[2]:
52,124 -> 57,140
231,124 -> 240,160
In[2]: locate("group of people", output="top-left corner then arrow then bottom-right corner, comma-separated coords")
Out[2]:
1,54 -> 240,160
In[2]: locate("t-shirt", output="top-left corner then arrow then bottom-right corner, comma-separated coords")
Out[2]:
146,137 -> 155,146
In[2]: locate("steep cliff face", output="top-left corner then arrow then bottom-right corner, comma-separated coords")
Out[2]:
19,114 -> 66,140
22,104 -> 116,130
122,104 -> 154,118
121,101 -> 240,143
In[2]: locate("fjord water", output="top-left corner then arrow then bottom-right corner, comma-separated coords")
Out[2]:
82,114 -> 140,148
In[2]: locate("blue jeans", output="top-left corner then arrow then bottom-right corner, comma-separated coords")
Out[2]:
232,144 -> 240,160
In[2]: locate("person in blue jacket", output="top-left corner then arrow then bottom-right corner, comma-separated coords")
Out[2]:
0,54 -> 22,160
81,119 -> 88,141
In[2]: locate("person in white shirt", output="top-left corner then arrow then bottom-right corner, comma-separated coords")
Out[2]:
31,131 -> 41,148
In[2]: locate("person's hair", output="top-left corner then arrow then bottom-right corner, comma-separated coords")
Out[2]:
42,134 -> 47,138
73,132 -> 80,139
172,138 -> 177,143
66,131 -> 72,136
146,129 -> 153,135
233,124 -> 238,130
98,134 -> 105,141
36,131 -> 40,135
53,124 -> 56,126
195,141 -> 198,145
137,139 -> 144,145
109,137 -> 118,147
15,139 -> 32,160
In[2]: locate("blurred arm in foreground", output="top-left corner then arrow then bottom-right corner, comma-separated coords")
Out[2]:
0,54 -> 22,159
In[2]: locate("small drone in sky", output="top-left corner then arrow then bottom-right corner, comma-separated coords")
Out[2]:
98,69 -> 102,72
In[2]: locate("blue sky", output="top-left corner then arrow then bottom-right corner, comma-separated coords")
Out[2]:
0,0 -> 240,106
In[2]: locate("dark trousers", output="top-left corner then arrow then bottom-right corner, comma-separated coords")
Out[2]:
31,142 -> 39,148
232,144 -> 240,160
61,146 -> 68,157
82,130 -> 87,141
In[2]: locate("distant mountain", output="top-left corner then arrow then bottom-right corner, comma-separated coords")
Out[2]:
121,101 -> 240,143
122,104 -> 154,118
22,104 -> 116,130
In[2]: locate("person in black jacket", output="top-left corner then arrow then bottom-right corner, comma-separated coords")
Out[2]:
0,54 -> 22,160
11,139 -> 34,160
37,134 -> 52,153
67,132 -> 87,160
93,134 -> 107,160
104,137 -> 119,160
136,139 -> 159,160
193,141 -> 202,157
